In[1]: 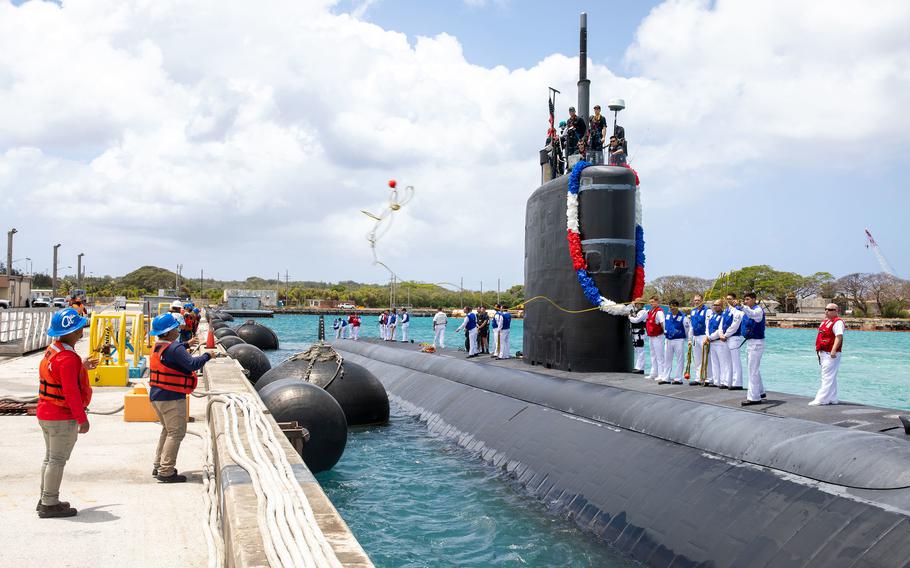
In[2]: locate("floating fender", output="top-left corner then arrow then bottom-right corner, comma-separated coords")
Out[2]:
211,321 -> 228,331
326,361 -> 389,426
217,335 -> 246,350
255,358 -> 310,392
236,320 -> 279,350
257,379 -> 348,473
213,327 -> 238,339
226,343 -> 272,383
209,317 -> 223,325
216,311 -> 234,322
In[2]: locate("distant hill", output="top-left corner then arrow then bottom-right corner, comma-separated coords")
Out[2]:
118,265 -> 179,291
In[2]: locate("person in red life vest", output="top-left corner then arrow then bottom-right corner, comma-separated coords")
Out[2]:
644,296 -> 666,381
36,307 -> 97,518
810,303 -> 845,406
179,302 -> 196,343
147,312 -> 221,482
348,312 -> 361,341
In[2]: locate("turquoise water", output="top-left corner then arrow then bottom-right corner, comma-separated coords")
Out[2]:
244,314 -> 910,567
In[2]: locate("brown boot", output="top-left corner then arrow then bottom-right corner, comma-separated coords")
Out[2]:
38,503 -> 78,518
36,500 -> 69,511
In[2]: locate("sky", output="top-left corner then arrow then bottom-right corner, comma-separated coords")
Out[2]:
2,0 -> 908,289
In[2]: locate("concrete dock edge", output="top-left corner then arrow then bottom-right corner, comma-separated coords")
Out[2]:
204,354 -> 373,567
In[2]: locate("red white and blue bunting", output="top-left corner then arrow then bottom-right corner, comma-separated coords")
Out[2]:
566,160 -> 646,315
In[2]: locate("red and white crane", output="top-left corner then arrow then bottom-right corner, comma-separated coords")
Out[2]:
864,228 -> 895,276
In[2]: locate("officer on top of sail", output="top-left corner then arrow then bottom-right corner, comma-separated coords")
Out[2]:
565,106 -> 586,157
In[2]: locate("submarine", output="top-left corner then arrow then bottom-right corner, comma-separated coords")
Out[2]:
331,13 -> 910,568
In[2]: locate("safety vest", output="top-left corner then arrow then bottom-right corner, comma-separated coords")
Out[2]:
38,342 -> 92,409
350,316 -> 360,326
743,307 -> 766,340
689,306 -> 709,336
380,314 -> 387,325
466,312 -> 477,331
664,312 -> 687,340
816,317 -> 843,353
708,313 -> 722,336
645,307 -> 663,337
401,313 -> 409,324
500,312 -> 511,330
721,308 -> 742,337
184,312 -> 197,331
149,341 -> 198,394
491,312 -> 499,329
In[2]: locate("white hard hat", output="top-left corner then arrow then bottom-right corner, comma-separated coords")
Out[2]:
171,300 -> 183,309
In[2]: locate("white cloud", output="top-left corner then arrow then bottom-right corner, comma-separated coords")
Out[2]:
1,0 -> 908,283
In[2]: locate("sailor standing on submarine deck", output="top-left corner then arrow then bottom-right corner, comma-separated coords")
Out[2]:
660,300 -> 689,385
809,303 -> 844,406
455,307 -> 479,357
705,300 -> 730,388
687,295 -> 711,384
496,306 -> 512,359
628,299 -> 647,374
719,293 -> 745,390
644,296 -> 666,381
432,307 -> 447,349
399,308 -> 410,342
740,292 -> 767,406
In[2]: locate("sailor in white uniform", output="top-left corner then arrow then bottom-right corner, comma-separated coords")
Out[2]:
740,292 -> 767,405
496,306 -> 512,359
660,300 -> 689,384
455,307 -> 479,357
719,293 -> 745,390
810,303 -> 845,406
332,318 -> 342,339
627,299 -> 647,374
432,308 -> 447,349
687,295 -> 711,384
399,308 -> 410,342
644,297 -> 666,381
705,300 -> 730,388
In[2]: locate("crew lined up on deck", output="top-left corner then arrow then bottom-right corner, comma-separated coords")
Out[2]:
629,293 -> 845,408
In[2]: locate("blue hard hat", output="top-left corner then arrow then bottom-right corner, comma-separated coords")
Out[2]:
559,120 -> 567,127
193,307 -> 200,313
149,313 -> 180,336
184,302 -> 193,309
47,307 -> 88,337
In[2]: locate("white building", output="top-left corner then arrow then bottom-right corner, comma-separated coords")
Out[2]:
223,289 -> 277,307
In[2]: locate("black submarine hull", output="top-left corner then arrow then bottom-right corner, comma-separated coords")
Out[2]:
333,340 -> 910,568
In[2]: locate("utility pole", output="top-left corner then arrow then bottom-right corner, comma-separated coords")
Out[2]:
175,264 -> 182,293
285,270 -> 289,306
460,276 -> 464,308
497,277 -> 501,304
77,253 -> 84,289
52,243 -> 61,297
200,268 -> 204,299
6,228 -> 16,278
480,280 -> 483,306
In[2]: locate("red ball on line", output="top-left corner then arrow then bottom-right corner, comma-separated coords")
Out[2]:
388,179 -> 397,188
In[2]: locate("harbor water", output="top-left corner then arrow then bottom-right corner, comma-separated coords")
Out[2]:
251,314 -> 910,566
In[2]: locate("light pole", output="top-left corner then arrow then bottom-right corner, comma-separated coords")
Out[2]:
6,228 -> 16,277
77,253 -> 84,288
52,243 -> 61,297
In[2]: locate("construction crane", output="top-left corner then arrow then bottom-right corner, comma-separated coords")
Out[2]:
864,228 -> 895,276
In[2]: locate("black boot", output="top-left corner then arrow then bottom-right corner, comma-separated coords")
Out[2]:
38,503 -> 78,518
156,472 -> 187,483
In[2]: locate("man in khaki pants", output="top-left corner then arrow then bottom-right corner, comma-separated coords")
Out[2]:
147,312 -> 220,483
36,307 -> 98,518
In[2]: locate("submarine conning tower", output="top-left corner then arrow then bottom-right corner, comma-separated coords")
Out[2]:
524,13 -> 637,373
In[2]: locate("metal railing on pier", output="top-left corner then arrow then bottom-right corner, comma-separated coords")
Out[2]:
0,307 -> 54,355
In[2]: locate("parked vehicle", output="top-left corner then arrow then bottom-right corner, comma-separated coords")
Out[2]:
0,299 -> 9,309
52,297 -> 68,308
113,296 -> 127,310
338,302 -> 356,309
33,297 -> 51,307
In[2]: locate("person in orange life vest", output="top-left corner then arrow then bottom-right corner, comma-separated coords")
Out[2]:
179,302 -> 196,342
810,303 -> 845,406
36,307 -> 98,518
147,312 -> 221,483
348,312 -> 361,340
644,296 -> 666,381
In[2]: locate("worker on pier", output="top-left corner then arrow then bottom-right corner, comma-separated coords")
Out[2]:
644,296 -> 665,380
740,292 -> 767,406
628,299 -> 647,374
719,294 -> 745,390
455,306 -> 479,357
399,308 -> 410,342
180,303 -> 196,343
687,295 -> 711,384
660,300 -> 688,385
147,313 -> 219,483
705,300 -> 730,387
36,307 -> 97,518
496,305 -> 512,359
810,303 -> 844,406
432,307 -> 447,349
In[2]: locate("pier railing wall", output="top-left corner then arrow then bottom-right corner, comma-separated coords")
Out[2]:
0,308 -> 54,355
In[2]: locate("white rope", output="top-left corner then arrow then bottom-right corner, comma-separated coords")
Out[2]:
203,392 -> 343,568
